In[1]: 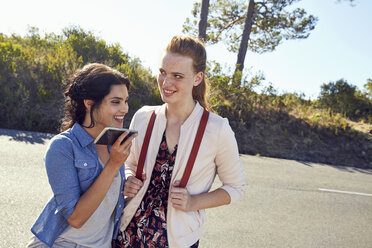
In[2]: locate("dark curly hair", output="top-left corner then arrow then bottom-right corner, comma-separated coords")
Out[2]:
61,63 -> 130,132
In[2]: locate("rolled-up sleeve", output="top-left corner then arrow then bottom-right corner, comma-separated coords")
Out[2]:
125,110 -> 140,178
215,118 -> 246,203
44,137 -> 81,220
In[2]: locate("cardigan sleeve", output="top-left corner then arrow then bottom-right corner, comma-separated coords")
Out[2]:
125,110 -> 140,179
215,118 -> 246,203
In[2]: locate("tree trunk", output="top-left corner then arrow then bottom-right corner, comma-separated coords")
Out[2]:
234,0 -> 255,78
198,0 -> 210,41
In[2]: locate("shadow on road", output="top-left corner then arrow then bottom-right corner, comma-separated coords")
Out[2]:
297,160 -> 372,175
0,129 -> 54,144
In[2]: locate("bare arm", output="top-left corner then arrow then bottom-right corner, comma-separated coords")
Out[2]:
170,182 -> 231,211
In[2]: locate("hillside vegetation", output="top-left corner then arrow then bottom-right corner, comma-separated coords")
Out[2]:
0,27 -> 371,168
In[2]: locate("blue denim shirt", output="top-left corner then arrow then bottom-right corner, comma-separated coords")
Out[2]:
30,123 -> 125,247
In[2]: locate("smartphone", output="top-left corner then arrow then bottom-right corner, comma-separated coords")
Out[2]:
94,127 -> 138,145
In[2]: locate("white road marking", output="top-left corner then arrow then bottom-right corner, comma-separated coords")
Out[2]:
318,188 -> 372,197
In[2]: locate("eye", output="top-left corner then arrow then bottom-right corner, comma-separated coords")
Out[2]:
159,69 -> 166,75
112,101 -> 120,104
174,74 -> 183,79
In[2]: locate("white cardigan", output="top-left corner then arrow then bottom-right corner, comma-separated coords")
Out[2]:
120,102 -> 246,247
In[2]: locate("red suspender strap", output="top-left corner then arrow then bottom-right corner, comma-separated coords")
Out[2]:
179,109 -> 209,188
135,109 -> 210,188
136,111 -> 156,180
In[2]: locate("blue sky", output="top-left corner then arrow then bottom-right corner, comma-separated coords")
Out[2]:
1,0 -> 371,99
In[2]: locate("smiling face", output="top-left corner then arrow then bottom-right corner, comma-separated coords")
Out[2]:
87,84 -> 129,133
158,52 -> 203,106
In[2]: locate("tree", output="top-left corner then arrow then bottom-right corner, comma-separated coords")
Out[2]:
0,27 -> 161,133
183,0 -> 317,82
318,79 -> 371,121
63,26 -> 128,66
364,78 -> 372,99
235,0 -> 255,77
198,0 -> 210,40
319,79 -> 357,115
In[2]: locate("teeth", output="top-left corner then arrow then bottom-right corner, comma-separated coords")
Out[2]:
115,116 -> 124,120
164,89 -> 175,94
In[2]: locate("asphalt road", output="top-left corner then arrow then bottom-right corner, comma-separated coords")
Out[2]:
1,129 -> 371,248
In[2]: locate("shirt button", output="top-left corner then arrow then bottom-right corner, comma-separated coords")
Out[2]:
119,204 -> 122,208
115,218 -> 119,222
83,163 -> 87,167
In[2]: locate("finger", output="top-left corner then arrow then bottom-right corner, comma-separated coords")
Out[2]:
142,172 -> 146,181
170,189 -> 184,197
172,180 -> 181,187
128,176 -> 144,187
123,191 -> 136,198
172,205 -> 184,211
119,133 -> 137,149
170,187 -> 185,194
124,142 -> 132,153
124,188 -> 139,196
123,184 -> 141,193
124,178 -> 143,194
113,131 -> 129,147
170,188 -> 181,196
171,198 -> 185,205
171,193 -> 186,200
125,184 -> 140,193
128,183 -> 142,191
171,201 -> 185,210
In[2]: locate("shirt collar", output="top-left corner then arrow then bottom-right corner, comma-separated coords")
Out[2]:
71,123 -> 95,148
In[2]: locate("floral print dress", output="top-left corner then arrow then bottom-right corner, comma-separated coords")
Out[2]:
113,132 -> 199,248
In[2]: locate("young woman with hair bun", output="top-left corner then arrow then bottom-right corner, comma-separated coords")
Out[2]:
113,36 -> 246,248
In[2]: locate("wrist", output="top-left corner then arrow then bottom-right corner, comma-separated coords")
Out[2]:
188,195 -> 198,212
105,159 -> 122,174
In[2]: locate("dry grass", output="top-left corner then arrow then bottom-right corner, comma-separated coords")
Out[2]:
346,120 -> 372,138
